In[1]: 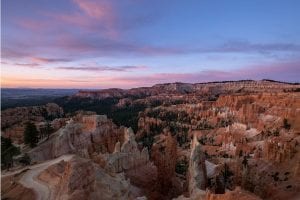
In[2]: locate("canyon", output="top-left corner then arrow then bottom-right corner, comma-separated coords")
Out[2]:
1,80 -> 300,200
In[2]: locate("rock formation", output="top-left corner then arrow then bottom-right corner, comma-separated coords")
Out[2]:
75,80 -> 300,100
28,115 -> 150,175
151,132 -> 177,195
2,80 -> 300,200
106,127 -> 150,173
188,135 -> 208,197
1,103 -> 63,143
262,137 -> 297,163
37,156 -> 141,200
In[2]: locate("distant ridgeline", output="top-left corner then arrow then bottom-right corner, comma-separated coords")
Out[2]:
73,79 -> 300,100
53,79 -> 300,133
2,80 -> 299,132
1,88 -> 79,110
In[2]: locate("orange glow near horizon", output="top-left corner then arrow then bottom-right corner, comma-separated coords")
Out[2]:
2,0 -> 300,88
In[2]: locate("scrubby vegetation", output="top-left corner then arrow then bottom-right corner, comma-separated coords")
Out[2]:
1,136 -> 20,169
138,133 -> 155,151
283,118 -> 291,130
24,122 -> 39,148
54,97 -> 146,133
175,159 -> 188,175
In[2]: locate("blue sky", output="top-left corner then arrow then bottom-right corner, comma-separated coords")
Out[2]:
1,0 -> 300,88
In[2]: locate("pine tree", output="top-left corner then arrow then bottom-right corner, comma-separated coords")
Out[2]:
45,121 -> 54,139
1,136 -> 20,169
24,122 -> 39,148
283,118 -> 291,130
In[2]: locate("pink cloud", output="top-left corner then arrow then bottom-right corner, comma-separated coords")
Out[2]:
16,19 -> 47,31
72,0 -> 117,38
50,12 -> 88,28
51,0 -> 118,38
14,63 -> 40,68
57,65 -> 148,72
14,0 -> 118,39
103,61 -> 300,88
30,57 -> 70,63
1,56 -> 71,69
3,61 -> 298,89
73,0 -> 113,19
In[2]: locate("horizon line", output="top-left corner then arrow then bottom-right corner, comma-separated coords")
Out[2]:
1,79 -> 300,91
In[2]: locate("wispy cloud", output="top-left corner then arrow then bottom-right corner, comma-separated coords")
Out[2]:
2,0 -> 300,88
30,57 -> 71,63
204,41 -> 300,54
3,61 -> 299,89
14,63 -> 40,68
17,18 -> 48,31
107,60 -> 300,87
2,56 -> 72,68
57,65 -> 148,72
5,0 -> 300,63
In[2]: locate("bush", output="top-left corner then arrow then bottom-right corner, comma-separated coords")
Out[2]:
175,159 -> 188,175
273,129 -> 280,136
1,136 -> 20,169
176,132 -> 188,146
283,118 -> 291,130
139,134 -> 155,151
19,153 -> 31,166
24,122 -> 39,148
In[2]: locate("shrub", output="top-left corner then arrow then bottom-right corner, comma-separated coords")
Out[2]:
1,136 -> 20,169
283,118 -> 291,130
19,153 -> 31,166
139,134 -> 154,151
24,122 -> 39,148
175,159 -> 188,175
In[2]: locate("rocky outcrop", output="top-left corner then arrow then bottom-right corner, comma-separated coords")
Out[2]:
1,103 -> 64,143
28,115 -> 123,162
1,174 -> 36,200
28,115 -> 150,177
215,92 -> 300,131
3,80 -> 300,200
1,103 -> 63,129
205,187 -> 261,200
151,133 -> 177,195
105,128 -> 150,173
38,156 -> 139,200
57,157 -> 95,199
263,137 -> 297,163
188,135 -> 208,197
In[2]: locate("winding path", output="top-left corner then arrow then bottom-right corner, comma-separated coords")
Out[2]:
3,154 -> 74,200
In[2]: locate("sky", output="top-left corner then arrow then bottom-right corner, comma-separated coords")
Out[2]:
1,0 -> 300,89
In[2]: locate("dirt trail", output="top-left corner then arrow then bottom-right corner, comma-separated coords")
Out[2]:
3,154 -> 74,200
